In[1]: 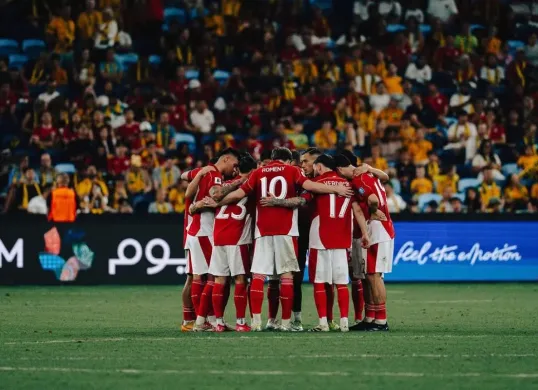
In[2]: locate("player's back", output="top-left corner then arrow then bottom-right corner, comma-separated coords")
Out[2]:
183,167 -> 202,246
309,172 -> 352,250
213,179 -> 254,246
353,172 -> 395,243
188,166 -> 223,237
242,160 -> 306,238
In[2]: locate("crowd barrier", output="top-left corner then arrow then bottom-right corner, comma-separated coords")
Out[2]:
1,214 -> 537,285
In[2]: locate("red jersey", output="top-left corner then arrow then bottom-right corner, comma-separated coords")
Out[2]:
425,94 -> 448,115
351,173 -> 395,244
116,121 -> 140,141
302,172 -> 352,250
187,165 -> 222,237
240,161 -> 307,238
33,125 -> 58,141
107,156 -> 130,176
213,179 -> 254,246
183,167 -> 202,248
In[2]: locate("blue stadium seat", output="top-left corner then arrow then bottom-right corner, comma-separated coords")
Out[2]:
201,135 -> 215,145
419,24 -> 431,34
149,55 -> 161,66
22,39 -> 46,58
507,40 -> 525,52
190,7 -> 209,19
387,24 -> 406,33
164,7 -> 186,23
185,69 -> 199,80
470,24 -> 485,32
501,163 -> 520,177
0,39 -> 18,56
309,0 -> 332,10
458,178 -> 480,193
175,133 -> 196,153
418,193 -> 442,210
8,54 -> 28,69
55,163 -> 76,174
115,53 -> 138,69
453,193 -> 466,203
445,116 -> 457,127
325,39 -> 335,49
213,70 -> 230,83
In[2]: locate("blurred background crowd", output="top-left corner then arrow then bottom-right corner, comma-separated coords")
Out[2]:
1,0 -> 538,215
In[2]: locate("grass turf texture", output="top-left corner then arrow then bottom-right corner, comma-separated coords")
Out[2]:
1,284 -> 537,390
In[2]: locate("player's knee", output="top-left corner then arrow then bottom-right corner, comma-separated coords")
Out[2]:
366,273 -> 377,283
280,272 -> 293,279
193,274 -> 202,281
215,276 -> 226,284
234,274 -> 246,284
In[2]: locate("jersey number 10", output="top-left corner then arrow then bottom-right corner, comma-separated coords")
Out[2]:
260,176 -> 288,199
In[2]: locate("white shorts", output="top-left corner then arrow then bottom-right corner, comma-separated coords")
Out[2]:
208,244 -> 251,277
363,239 -> 394,274
308,248 -> 349,285
351,238 -> 365,279
251,235 -> 299,276
186,235 -> 214,275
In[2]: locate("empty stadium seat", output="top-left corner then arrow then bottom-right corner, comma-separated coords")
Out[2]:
387,24 -> 406,33
390,178 -> 401,194
115,53 -> 139,69
419,24 -> 431,34
507,40 -> 525,52
501,163 -> 520,177
185,69 -> 199,80
0,39 -> 18,56
8,54 -> 28,69
458,178 -> 480,193
175,133 -> 196,153
213,70 -> 230,83
164,7 -> 186,23
22,39 -> 46,58
190,7 -> 208,19
453,193 -> 466,202
55,163 -> 76,174
149,55 -> 161,66
418,193 -> 443,210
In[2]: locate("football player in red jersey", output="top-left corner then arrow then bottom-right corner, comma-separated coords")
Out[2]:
184,148 -> 241,331
261,154 -> 370,332
335,154 -> 395,331
215,147 -> 353,331
192,154 -> 258,332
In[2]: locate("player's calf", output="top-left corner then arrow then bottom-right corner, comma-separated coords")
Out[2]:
279,273 -> 294,329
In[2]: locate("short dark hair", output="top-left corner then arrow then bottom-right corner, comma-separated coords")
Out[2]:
218,147 -> 240,160
313,154 -> 336,171
239,154 -> 257,174
271,147 -> 293,162
291,150 -> 300,164
302,147 -> 322,157
340,150 -> 359,167
334,154 -> 352,168
260,149 -> 272,161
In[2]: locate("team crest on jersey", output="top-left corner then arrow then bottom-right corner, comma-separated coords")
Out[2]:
215,177 -> 222,184
358,187 -> 365,195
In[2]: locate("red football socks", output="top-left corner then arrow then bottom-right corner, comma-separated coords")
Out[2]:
212,282 -> 225,319
336,284 -> 349,319
280,277 -> 294,321
191,279 -> 205,315
313,283 -> 327,319
250,274 -> 265,316
365,303 -> 375,322
351,280 -> 365,321
267,280 -> 280,319
325,283 -> 334,321
374,302 -> 387,324
198,280 -> 214,318
234,282 -> 248,320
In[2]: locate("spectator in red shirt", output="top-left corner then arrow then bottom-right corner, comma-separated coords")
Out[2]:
243,125 -> 263,161
434,35 -> 462,71
31,111 -> 57,149
486,109 -> 506,144
314,82 -> 336,117
0,83 -> 17,118
386,33 -> 412,70
116,109 -> 139,144
168,66 -> 187,105
107,143 -> 130,176
425,83 -> 448,117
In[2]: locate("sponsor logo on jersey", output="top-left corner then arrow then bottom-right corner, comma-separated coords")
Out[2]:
358,187 -> 365,195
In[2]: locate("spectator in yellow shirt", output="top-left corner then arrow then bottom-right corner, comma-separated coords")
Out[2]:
222,0 -> 241,17
46,5 -> 75,55
426,151 -> 441,179
168,181 -> 187,213
532,182 -> 538,201
296,58 -> 319,85
77,0 -> 103,42
399,116 -> 416,145
411,165 -> 433,195
479,166 -> 501,211
76,165 -> 109,210
51,55 -> 68,85
378,98 -> 403,127
408,128 -> 433,165
503,174 -> 529,211
205,3 -> 225,37
435,165 -> 459,194
344,47 -> 364,79
314,121 -> 338,150
518,145 -> 538,171
371,142 -> 388,172
383,63 -> 403,95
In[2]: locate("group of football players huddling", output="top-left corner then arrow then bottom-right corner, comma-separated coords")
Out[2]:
179,146 -> 395,333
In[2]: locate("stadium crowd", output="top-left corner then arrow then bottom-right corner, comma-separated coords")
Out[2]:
1,0 -> 538,215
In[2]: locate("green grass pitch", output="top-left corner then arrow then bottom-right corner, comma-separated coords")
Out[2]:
1,284 -> 538,390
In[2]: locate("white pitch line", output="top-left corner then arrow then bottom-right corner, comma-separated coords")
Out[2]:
6,334 -> 538,345
392,299 -> 493,304
0,367 -> 537,379
9,353 -> 537,361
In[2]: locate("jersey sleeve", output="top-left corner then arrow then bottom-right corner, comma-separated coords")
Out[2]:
300,190 -> 314,203
293,166 -> 307,187
240,169 -> 258,195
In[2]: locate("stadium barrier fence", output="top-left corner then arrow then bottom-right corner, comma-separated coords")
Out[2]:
1,214 -> 537,284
